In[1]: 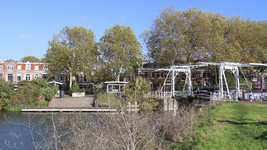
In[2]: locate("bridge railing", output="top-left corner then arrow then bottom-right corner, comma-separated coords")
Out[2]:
145,91 -> 187,98
210,92 -> 235,101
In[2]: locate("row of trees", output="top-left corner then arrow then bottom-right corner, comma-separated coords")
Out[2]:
43,6 -> 267,87
141,6 -> 267,68
44,25 -> 143,87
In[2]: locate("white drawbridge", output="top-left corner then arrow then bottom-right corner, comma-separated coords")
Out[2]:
199,62 -> 267,101
156,64 -> 207,97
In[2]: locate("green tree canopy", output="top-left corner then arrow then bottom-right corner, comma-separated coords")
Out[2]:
99,24 -> 143,81
44,25 -> 98,88
141,5 -> 267,68
21,56 -> 40,62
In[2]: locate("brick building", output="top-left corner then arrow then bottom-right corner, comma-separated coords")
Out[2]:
0,59 -> 47,82
0,59 -> 92,88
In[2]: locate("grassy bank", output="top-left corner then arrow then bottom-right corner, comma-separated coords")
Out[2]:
174,102 -> 267,149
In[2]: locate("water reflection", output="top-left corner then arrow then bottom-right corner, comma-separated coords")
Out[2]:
0,111 -> 181,149
0,111 -> 97,149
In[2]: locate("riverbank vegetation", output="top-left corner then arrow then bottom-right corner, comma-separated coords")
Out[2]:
97,76 -> 158,111
5,101 -> 267,149
0,78 -> 57,111
4,102 -> 206,149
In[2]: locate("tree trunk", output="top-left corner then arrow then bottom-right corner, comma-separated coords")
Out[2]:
116,72 -> 120,81
215,67 -> 218,86
69,73 -> 73,89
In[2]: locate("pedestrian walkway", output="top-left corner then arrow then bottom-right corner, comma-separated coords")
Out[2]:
48,95 -> 95,108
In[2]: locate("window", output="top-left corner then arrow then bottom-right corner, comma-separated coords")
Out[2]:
207,73 -> 211,78
84,75 -> 87,82
0,73 -> 3,78
8,65 -> 13,70
152,72 -> 154,78
138,71 -> 141,76
203,73 -> 206,78
145,72 -> 148,78
192,73 -> 195,78
35,65 -> 38,70
161,72 -> 164,78
17,75 -> 21,82
35,74 -> 38,79
8,74 -> 13,81
176,73 -> 179,78
27,64 -> 30,70
61,75 -> 65,81
0,65 -> 3,70
76,74 -> 79,82
157,72 -> 160,78
197,73 -> 202,81
26,74 -> 31,80
17,65 -> 21,70
42,74 -> 49,79
181,73 -> 186,80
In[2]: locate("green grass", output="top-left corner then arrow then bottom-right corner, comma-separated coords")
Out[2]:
33,101 -> 48,107
173,103 -> 267,150
97,92 -> 122,109
5,103 -> 29,111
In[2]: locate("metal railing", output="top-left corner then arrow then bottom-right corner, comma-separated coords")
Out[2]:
145,91 -> 187,98
210,92 -> 235,101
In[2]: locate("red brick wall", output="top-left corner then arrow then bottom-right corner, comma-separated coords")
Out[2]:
22,64 -> 25,70
31,64 -> 34,70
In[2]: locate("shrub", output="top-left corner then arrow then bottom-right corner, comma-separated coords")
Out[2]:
0,79 -> 15,109
42,86 -> 58,101
80,88 -> 86,93
70,82 -> 80,92
97,92 -> 122,109
2,78 -> 58,111
123,76 -> 158,110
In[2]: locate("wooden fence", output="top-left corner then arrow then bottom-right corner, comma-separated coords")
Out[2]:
127,102 -> 139,113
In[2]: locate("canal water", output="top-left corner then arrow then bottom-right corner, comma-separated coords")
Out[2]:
0,111 -> 49,149
0,111 -> 174,149
0,111 -> 115,149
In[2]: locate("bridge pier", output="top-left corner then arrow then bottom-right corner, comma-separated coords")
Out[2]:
156,98 -> 178,111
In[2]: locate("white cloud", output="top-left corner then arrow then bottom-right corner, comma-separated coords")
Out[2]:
82,16 -> 88,20
19,33 -> 33,39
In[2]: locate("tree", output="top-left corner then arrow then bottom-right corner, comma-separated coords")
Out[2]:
99,24 -> 143,81
44,25 -> 98,89
141,6 -> 211,68
141,5 -> 267,68
21,56 -> 40,62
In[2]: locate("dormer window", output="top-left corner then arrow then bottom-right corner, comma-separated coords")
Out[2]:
27,64 -> 30,70
0,65 -> 3,70
8,65 -> 13,70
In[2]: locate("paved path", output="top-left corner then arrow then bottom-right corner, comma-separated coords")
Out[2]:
48,95 -> 95,108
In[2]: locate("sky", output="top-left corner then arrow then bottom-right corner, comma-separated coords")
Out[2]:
0,0 -> 266,61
